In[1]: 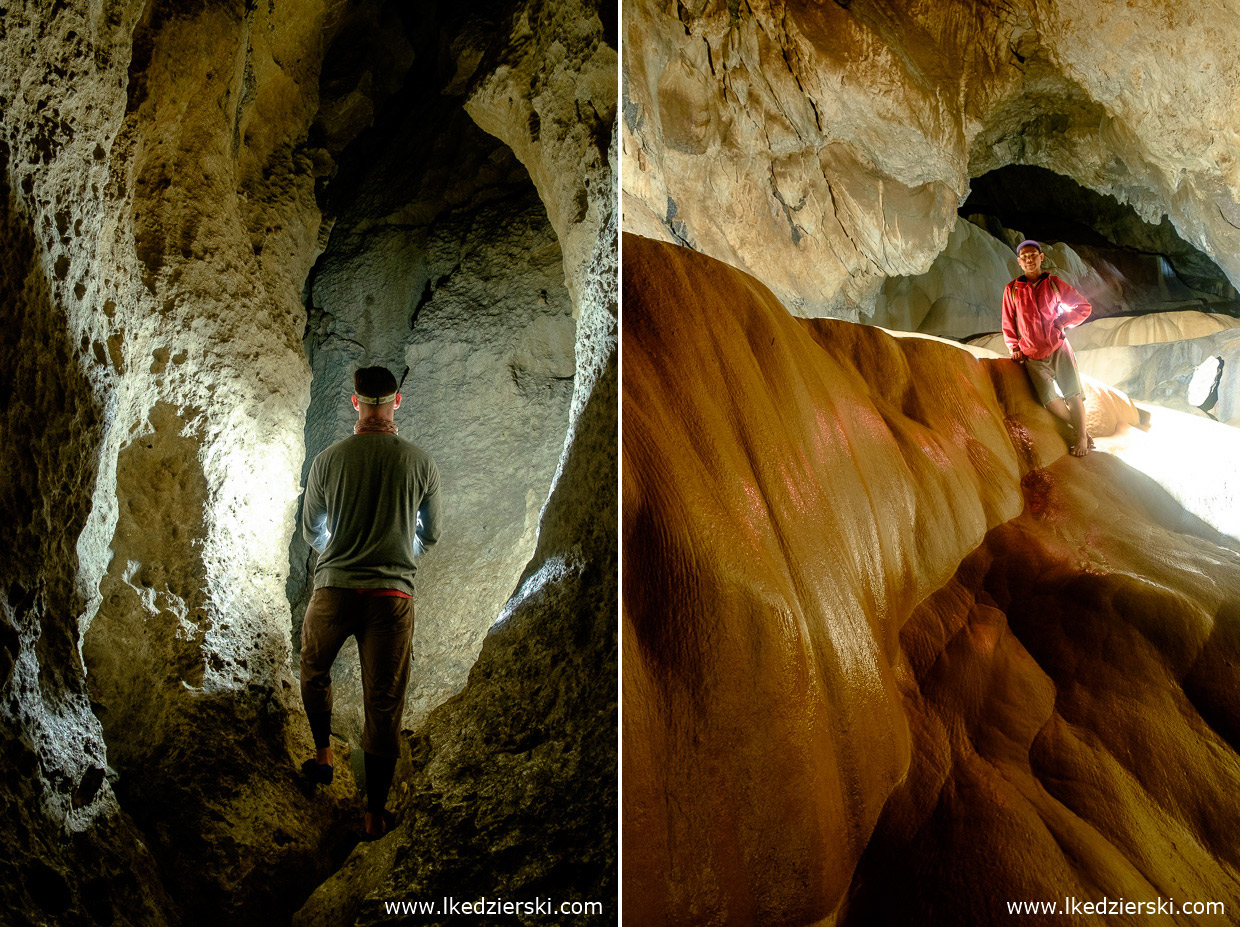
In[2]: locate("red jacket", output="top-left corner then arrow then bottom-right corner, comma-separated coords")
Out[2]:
1001,273 -> 1091,359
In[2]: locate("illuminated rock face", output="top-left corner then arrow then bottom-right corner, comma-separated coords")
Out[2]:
291,44 -> 576,737
3,0 -> 338,920
623,234 -> 1240,925
845,454 -> 1240,926
623,0 -> 1240,317
1,0 -> 615,923
295,1 -> 618,921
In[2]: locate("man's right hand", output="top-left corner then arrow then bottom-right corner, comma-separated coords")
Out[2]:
1010,347 -> 1025,363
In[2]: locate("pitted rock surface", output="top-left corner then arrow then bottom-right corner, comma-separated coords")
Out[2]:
1,0 -> 616,923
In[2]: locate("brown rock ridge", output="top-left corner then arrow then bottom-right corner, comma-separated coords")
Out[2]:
845,453 -> 1240,926
623,233 -> 1240,925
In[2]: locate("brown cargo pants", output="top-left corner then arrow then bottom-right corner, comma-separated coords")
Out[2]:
299,587 -> 415,758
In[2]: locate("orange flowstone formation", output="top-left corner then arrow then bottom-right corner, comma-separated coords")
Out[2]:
622,233 -> 1240,925
845,453 -> 1240,926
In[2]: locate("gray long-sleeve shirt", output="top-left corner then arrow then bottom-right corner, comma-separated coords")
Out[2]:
301,433 -> 442,596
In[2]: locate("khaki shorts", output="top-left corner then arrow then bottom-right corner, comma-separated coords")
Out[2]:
1024,341 -> 1083,406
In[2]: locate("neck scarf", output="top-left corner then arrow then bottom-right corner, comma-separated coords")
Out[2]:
355,417 -> 398,436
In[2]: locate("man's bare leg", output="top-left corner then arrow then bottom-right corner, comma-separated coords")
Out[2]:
1044,396 -> 1090,455
1066,394 -> 1090,456
316,745 -> 333,767
1045,397 -> 1071,424
364,811 -> 387,838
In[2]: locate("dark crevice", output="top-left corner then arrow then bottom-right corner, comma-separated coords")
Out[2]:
964,165 -> 1236,300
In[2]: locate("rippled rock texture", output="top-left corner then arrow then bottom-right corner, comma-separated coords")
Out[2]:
623,0 -> 1240,318
623,233 -> 1240,926
1,0 -> 616,923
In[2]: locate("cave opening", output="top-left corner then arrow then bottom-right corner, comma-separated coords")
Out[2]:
873,164 -> 1240,354
961,165 -> 1240,321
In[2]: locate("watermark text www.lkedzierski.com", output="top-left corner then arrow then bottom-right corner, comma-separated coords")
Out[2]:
381,897 -> 605,917
1006,897 -> 1224,916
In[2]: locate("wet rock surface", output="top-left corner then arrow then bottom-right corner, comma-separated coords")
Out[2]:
624,233 -> 1240,925
845,452 -> 1240,927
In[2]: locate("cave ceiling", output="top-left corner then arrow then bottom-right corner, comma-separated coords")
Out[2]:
623,0 -> 1240,319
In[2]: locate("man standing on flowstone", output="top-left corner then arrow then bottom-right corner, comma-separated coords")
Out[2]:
299,365 -> 443,840
1002,239 -> 1094,456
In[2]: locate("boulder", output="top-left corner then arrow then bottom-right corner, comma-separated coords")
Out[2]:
1077,328 -> 1240,428
1188,355 -> 1225,411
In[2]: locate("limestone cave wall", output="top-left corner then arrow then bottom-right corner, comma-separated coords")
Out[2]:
623,0 -> 1240,319
296,0 -> 618,918
290,1 -> 578,741
0,0 -> 616,924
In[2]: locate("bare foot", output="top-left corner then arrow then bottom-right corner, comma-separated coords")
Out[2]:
364,810 -> 392,840
1070,437 -> 1090,457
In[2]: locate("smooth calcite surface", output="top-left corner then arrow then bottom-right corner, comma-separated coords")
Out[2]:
623,233 -> 1240,926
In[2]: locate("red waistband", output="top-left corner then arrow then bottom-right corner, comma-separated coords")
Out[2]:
354,588 -> 412,599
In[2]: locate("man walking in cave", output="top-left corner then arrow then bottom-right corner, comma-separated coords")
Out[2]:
1003,239 -> 1094,457
299,365 -> 443,840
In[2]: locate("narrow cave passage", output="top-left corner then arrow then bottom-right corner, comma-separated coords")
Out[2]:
287,3 -> 577,764
0,0 -> 616,924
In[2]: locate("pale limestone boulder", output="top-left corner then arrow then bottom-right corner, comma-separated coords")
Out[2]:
1078,329 -> 1240,428
871,218 -> 1019,338
1068,310 -> 1240,350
